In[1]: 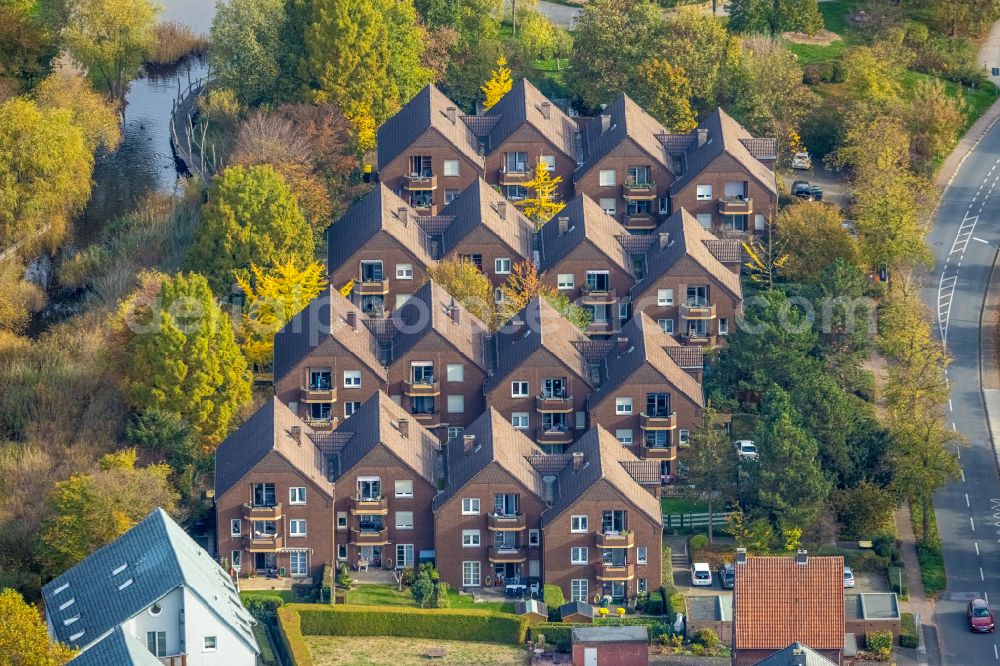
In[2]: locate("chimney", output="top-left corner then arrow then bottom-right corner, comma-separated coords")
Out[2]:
617,336 -> 629,355
658,232 -> 669,250
510,318 -> 525,336
450,304 -> 461,325
444,106 -> 457,124
539,102 -> 551,120
696,127 -> 708,147
398,418 -> 410,439
600,114 -> 611,134
290,426 -> 302,446
496,201 -> 507,220
463,434 -> 477,453
736,548 -> 747,564
346,310 -> 358,331
397,207 -> 408,224
558,216 -> 569,235
796,549 -> 808,566
572,451 -> 584,471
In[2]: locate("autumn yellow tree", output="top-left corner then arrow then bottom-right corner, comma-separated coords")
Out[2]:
634,58 -> 698,133
742,226 -> 788,289
521,157 -> 564,227
776,201 -> 860,283
236,259 -> 327,374
0,589 -> 76,665
498,260 -> 591,329
481,54 -> 512,109
427,258 -> 500,330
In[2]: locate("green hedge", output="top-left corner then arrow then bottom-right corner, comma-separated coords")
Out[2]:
867,630 -> 893,654
292,604 -> 528,645
900,612 -> 919,649
277,606 -> 314,666
252,624 -> 278,666
667,591 -> 685,624
529,623 -> 584,652
242,594 -> 284,623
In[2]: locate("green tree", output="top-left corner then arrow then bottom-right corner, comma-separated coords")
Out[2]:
661,8 -> 734,113
726,0 -> 823,37
514,5 -> 558,60
38,449 -> 179,577
685,408 -> 736,543
125,408 -> 197,471
839,44 -> 905,111
544,292 -> 591,331
188,164 -> 314,294
118,271 -> 252,451
905,78 -> 965,175
427,258 -> 500,330
34,72 -> 122,154
210,0 -> 285,105
0,588 -> 76,665
411,575 -> 434,607
63,0 -> 161,100
634,59 -> 698,133
0,3 -> 59,94
934,0 -> 1000,37
415,0 -> 456,28
443,0 -> 505,109
775,201 -> 860,283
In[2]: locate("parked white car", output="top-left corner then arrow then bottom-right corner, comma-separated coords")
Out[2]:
792,151 -> 812,170
691,562 -> 713,587
736,440 -> 759,461
844,566 -> 856,588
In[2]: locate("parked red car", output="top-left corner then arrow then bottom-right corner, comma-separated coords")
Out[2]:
968,598 -> 995,633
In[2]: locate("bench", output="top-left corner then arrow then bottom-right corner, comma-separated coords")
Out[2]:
427,647 -> 447,658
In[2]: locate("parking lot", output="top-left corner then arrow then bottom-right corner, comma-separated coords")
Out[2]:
780,167 -> 852,209
673,561 -> 888,595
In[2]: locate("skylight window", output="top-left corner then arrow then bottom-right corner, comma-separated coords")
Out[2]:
117,578 -> 133,591
58,598 -> 76,611
68,630 -> 85,642
112,563 -> 128,575
62,614 -> 80,626
52,582 -> 70,595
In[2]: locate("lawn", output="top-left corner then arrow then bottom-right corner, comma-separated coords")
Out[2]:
784,38 -> 846,66
901,70 -> 1000,134
304,636 -> 529,665
818,0 -> 864,36
345,584 -> 515,613
661,496 -> 709,515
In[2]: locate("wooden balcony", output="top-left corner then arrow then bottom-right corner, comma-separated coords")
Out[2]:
718,196 -> 752,216
536,427 -> 573,446
596,562 -> 635,581
244,533 -> 283,553
622,214 -> 657,231
303,417 -> 336,431
488,546 -> 528,563
498,169 -> 529,186
404,380 -> 440,397
535,395 -> 573,413
639,445 -> 678,461
351,526 -> 390,546
680,333 -> 718,346
581,285 -> 617,305
300,387 -> 336,404
242,503 -> 282,521
413,410 -> 441,428
585,320 -> 615,336
356,280 -> 389,296
623,181 -> 657,200
488,513 -> 527,531
595,532 -> 635,549
159,655 -> 187,666
350,497 -> 388,515
640,412 -> 677,430
403,174 -> 437,190
679,303 -> 716,320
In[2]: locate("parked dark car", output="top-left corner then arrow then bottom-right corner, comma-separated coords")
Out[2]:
968,598 -> 995,633
718,563 -> 735,589
791,180 -> 811,197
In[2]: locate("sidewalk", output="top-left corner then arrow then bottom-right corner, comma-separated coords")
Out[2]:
894,506 -> 941,666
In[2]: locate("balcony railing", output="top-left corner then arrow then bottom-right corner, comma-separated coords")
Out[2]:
350,496 -> 388,515
242,503 -> 282,521
403,174 -> 437,190
622,214 -> 657,230
300,386 -> 336,404
623,181 -> 657,200
595,531 -> 635,549
404,380 -> 441,397
498,169 -> 529,186
639,444 -> 678,461
351,526 -> 390,545
640,412 -> 677,430
488,546 -> 528,563
585,320 -> 615,335
303,417 -> 336,431
536,427 -> 573,445
718,196 -> 752,216
244,533 -> 283,552
488,513 -> 527,531
679,303 -> 716,320
159,655 -> 187,666
680,333 -> 718,346
596,562 -> 635,581
357,280 -> 389,296
580,285 -> 617,305
413,410 -> 440,427
535,395 -> 574,413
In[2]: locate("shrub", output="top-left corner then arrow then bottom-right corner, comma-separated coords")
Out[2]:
900,612 -> 919,649
400,567 -> 417,586
242,594 -> 284,623
872,535 -> 893,558
253,624 -> 278,666
529,623 -> 580,652
866,630 -> 893,655
147,20 -> 209,66
694,628 -> 720,649
432,582 -> 450,608
276,606 -> 314,666
689,534 -> 709,550
667,592 -> 685,624
336,563 -> 353,588
411,577 -> 434,608
419,562 -> 441,583
845,549 -> 890,573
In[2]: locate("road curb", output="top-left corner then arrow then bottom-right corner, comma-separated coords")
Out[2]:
931,100 -> 1000,222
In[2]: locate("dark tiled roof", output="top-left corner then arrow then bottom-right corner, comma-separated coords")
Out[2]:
740,137 -> 778,160
668,108 -> 777,196
541,426 -> 662,527
433,408 -> 546,510
377,85 -> 482,168
215,398 -> 333,499
516,600 -> 548,616
273,287 -> 385,383
68,627 -> 163,666
485,79 -> 578,159
560,601 -> 595,619
527,452 -> 574,474
665,345 -> 704,369
327,184 -> 435,272
439,178 -> 535,260
576,94 -> 670,178
538,193 -> 632,275
42,509 -> 257,655
389,281 -> 488,370
703,238 -> 743,264
620,460 -> 663,485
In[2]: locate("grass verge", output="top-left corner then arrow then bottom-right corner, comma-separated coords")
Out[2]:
910,502 -> 946,598
303,636 -> 528,665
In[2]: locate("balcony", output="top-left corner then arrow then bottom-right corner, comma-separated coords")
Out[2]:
488,513 -> 527,531
535,395 -> 574,413
242,503 -> 282,521
244,533 -> 283,553
159,656 -> 187,666
596,562 -> 635,581
300,386 -> 336,404
718,196 -> 752,216
498,169 -> 529,186
585,320 -> 615,336
303,417 -> 336,431
350,496 -> 388,515
681,333 -> 718,346
351,526 -> 390,546
488,546 -> 528,563
640,412 -> 677,430
403,174 -> 437,190
536,427 -> 573,446
639,445 -> 678,461
623,181 -> 657,200
404,380 -> 441,397
679,303 -> 716,320
622,214 -> 657,231
581,285 -> 617,305
357,280 -> 389,296
595,531 -> 635,549
413,410 -> 441,427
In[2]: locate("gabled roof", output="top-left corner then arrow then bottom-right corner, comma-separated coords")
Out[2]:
439,178 -> 535,260
632,209 -> 742,300
538,193 -> 633,276
42,509 -> 257,655
576,94 -> 670,178
433,408 -> 546,510
390,281 -> 488,370
215,398 -> 334,499
668,108 -> 777,196
327,184 -> 435,272
485,296 -> 593,393
331,392 -> 439,484
734,555 -> 845,651
273,287 -> 386,383
586,313 -> 703,411
541,426 -> 662,527
377,84 -> 483,168
484,78 -> 578,159
753,642 -> 838,666
68,627 -> 163,666
560,601 -> 595,619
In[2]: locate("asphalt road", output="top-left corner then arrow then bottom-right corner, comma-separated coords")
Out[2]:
924,117 -> 1000,664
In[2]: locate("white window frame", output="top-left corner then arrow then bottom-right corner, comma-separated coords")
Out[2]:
679,429 -> 690,445
495,258 -> 512,274
231,550 -> 242,567
528,529 -> 540,546
512,412 -> 529,429
462,529 -> 481,547
463,561 -> 481,587
657,288 -> 674,306
557,274 -> 574,290
396,263 -> 413,280
696,184 -> 713,200
345,401 -> 361,418
462,498 -> 481,515
447,395 -> 465,414
397,544 -> 414,569
290,550 -> 308,576
599,170 -> 616,187
599,198 -> 616,215
395,480 -> 414,498
289,519 -> 307,537
541,155 -> 556,171
448,426 -> 464,440
616,397 -> 633,415
571,579 -> 588,603
336,512 -> 348,529
719,318 -> 729,336
337,544 -> 348,561
446,364 -> 464,382
659,197 -> 669,214
203,635 -> 217,652
615,429 -> 633,445
637,546 -> 648,564
571,546 -> 589,565
230,519 -> 241,537
570,515 -> 588,533
343,370 -> 361,388
395,511 -> 414,530
659,319 -> 675,334
289,487 -> 306,505
511,381 -> 529,398
443,159 -> 460,177
696,213 -> 713,228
